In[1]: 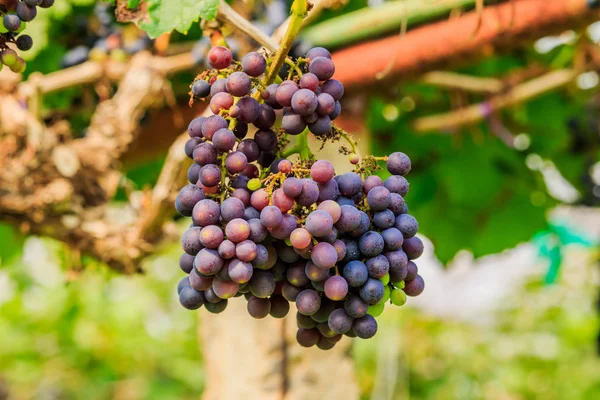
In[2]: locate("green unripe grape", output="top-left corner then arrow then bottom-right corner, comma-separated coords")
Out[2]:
382,285 -> 391,303
110,48 -> 128,63
9,57 -> 26,73
284,238 -> 292,246
368,302 -> 384,317
1,49 -> 18,67
380,273 -> 390,286
390,288 -> 407,306
392,280 -> 405,289
89,47 -> 107,62
247,178 -> 261,191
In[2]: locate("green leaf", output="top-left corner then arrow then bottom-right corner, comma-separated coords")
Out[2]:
199,0 -> 220,20
141,0 -> 214,38
127,0 -> 141,8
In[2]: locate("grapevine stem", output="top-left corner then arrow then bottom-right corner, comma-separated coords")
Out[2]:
261,0 -> 307,87
297,129 -> 311,160
335,126 -> 361,159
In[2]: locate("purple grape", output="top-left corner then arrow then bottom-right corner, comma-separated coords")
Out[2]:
207,46 -> 232,69
249,270 -> 276,298
251,244 -> 270,269
192,80 -> 210,98
269,214 -> 298,240
254,104 -> 276,129
291,89 -> 318,116
317,336 -> 336,350
210,78 -> 229,96
254,130 -> 277,151
205,299 -> 228,314
199,225 -> 224,249
329,102 -> 341,120
359,231 -> 384,257
298,73 -> 319,92
244,206 -> 260,220
306,47 -> 332,60
405,260 -> 418,281
321,79 -> 344,101
212,128 -> 236,152
324,275 -> 348,300
192,199 -> 221,226
349,211 -> 370,238
233,121 -> 248,139
328,308 -> 353,334
308,115 -> 331,135
305,261 -> 330,281
363,175 -> 383,194
248,218 -> 268,243
296,178 -> 319,206
17,2 -> 36,22
387,152 -> 411,176
187,163 -> 200,184
287,263 -> 310,287
296,289 -> 321,316
374,209 -> 395,229
3,14 -> 21,31
318,200 -> 341,223
311,242 -> 337,269
179,287 -> 205,310
250,189 -> 269,211
389,193 -> 407,215
179,253 -> 195,273
367,186 -> 391,211
263,84 -> 282,109
235,240 -> 258,262
275,80 -> 298,107
185,137 -> 201,159
242,52 -> 266,76
384,175 -> 409,196
235,96 -> 260,123
344,294 -> 368,318
231,175 -> 249,189
395,214 -> 419,238
237,139 -> 259,162
192,142 -> 217,166
310,160 -> 335,183
282,282 -> 302,302
226,71 -> 251,96
247,296 -> 271,318
188,117 -> 205,138
218,240 -> 236,259
282,111 -> 307,135
204,288 -> 221,303
199,164 -> 221,187
272,189 -> 294,212
283,177 -> 303,197
382,227 -> 404,251
316,93 -> 335,116
202,115 -> 228,140
175,184 -> 205,217
305,210 -> 333,237
297,327 -> 320,347
343,260 -> 368,287
225,151 -> 248,174
304,112 -> 318,124
297,312 -> 318,328
309,57 -> 335,81
338,172 -> 363,197
353,314 -> 378,339
189,269 -> 213,291
225,218 -> 251,243
366,255 -> 390,279
359,278 -> 385,305
220,197 -> 245,222
335,205 -> 362,232
269,296 -> 290,318
213,279 -> 239,299
194,248 -> 224,276
210,92 -> 234,114
279,245 -> 300,263
260,205 -> 283,228
403,274 -> 425,296
385,249 -> 408,273
402,236 -> 424,259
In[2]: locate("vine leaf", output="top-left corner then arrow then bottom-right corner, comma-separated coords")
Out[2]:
141,0 -> 219,38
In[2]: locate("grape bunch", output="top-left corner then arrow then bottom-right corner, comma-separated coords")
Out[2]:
176,45 -> 425,350
0,0 -> 54,73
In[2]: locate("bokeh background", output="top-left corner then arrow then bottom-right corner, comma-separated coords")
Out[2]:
1,0 -> 600,399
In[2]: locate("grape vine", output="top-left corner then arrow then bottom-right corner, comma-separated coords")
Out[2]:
175,0 -> 425,349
